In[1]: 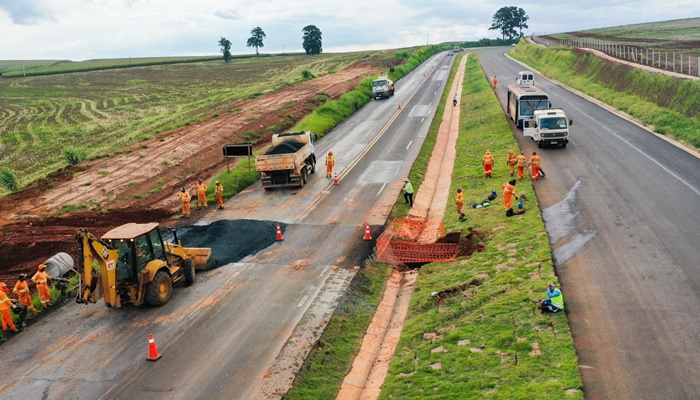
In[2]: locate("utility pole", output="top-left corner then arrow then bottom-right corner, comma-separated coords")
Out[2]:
427,33 -> 429,45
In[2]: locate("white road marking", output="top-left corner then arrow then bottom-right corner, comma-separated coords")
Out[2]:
406,140 -> 413,150
297,295 -> 309,308
318,265 -> 330,280
420,118 -> 425,124
297,284 -> 316,307
377,183 -> 387,197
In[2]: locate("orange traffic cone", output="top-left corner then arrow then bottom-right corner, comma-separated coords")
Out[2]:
147,333 -> 162,361
333,173 -> 339,185
397,103 -> 402,110
276,223 -> 284,241
363,224 -> 372,241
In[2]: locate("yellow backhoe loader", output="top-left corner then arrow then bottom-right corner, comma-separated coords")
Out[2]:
76,222 -> 213,308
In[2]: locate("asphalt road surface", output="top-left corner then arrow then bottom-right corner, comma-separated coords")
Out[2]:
0,52 -> 456,400
480,48 -> 700,399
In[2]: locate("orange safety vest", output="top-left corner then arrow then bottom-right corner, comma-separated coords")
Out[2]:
507,152 -> 517,165
326,155 -> 334,167
529,155 -> 541,167
13,281 -> 30,296
32,271 -> 51,285
0,291 -> 14,311
195,183 -> 207,195
516,155 -> 526,167
482,154 -> 494,165
215,184 -> 224,196
456,192 -> 464,205
178,191 -> 191,203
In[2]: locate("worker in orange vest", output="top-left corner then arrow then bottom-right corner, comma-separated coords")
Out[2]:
528,152 -> 541,181
492,75 -> 498,89
215,181 -> 224,210
326,151 -> 335,178
516,151 -> 527,180
482,150 -> 494,178
177,187 -> 191,218
194,179 -> 207,210
13,274 -> 37,313
31,264 -> 53,308
506,150 -> 517,176
502,179 -> 518,210
455,187 -> 465,220
0,282 -> 19,332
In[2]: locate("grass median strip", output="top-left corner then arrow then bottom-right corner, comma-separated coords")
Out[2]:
379,55 -> 583,399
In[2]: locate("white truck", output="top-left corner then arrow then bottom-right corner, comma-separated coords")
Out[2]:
372,75 -> 395,99
523,109 -> 573,148
255,131 -> 317,189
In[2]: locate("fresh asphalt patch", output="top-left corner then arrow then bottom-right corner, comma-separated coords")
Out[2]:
175,220 -> 286,267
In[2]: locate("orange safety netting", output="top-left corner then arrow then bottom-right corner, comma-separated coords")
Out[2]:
376,218 -> 458,264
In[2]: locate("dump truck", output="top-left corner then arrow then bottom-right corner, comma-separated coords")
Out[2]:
76,222 -> 213,308
256,131 -> 317,190
372,75 -> 395,99
523,108 -> 573,148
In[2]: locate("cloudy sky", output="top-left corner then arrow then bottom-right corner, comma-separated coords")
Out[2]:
1,0 -> 698,61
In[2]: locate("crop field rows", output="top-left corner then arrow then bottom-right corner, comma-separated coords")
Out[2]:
0,51 -> 400,193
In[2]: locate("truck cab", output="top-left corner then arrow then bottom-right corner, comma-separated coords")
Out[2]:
372,75 -> 395,99
523,109 -> 573,148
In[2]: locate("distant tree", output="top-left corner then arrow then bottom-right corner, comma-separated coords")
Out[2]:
246,27 -> 266,57
489,6 -> 528,40
219,37 -> 233,63
302,25 -> 322,55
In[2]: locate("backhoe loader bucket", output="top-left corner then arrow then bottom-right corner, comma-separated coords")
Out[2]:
185,247 -> 215,270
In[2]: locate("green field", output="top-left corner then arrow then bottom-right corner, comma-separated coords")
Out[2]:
0,50 -> 402,195
545,17 -> 700,55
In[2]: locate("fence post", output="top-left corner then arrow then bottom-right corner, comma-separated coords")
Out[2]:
689,55 -> 692,75
672,53 -> 675,72
681,54 -> 683,73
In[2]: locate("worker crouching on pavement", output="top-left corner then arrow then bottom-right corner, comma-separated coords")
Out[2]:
13,274 -> 37,313
215,181 -> 225,210
31,264 -> 53,308
177,187 -> 191,218
195,179 -> 208,210
539,282 -> 564,313
482,150 -> 494,178
0,282 -> 20,332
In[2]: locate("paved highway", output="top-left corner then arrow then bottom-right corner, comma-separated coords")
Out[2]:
0,52 -> 456,399
480,48 -> 700,399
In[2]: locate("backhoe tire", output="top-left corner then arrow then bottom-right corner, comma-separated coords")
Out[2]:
146,270 -> 172,306
183,258 -> 195,286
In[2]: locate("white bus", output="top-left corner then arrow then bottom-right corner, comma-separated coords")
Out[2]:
507,85 -> 551,128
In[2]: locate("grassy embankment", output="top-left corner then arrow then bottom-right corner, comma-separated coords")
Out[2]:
510,41 -> 700,149
208,45 -> 451,204
283,48 -> 457,399
0,51 -> 398,197
379,55 -> 582,399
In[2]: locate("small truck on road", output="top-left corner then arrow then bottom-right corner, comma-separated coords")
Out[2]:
523,109 -> 573,148
372,75 -> 395,99
256,131 -> 317,189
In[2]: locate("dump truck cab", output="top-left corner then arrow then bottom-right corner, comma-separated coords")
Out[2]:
372,75 -> 395,99
77,223 -> 212,308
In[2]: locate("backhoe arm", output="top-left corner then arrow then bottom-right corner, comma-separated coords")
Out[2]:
76,229 -> 121,307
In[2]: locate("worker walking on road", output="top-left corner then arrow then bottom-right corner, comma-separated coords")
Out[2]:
326,151 -> 335,178
0,282 -> 19,333
528,152 -> 541,181
456,187 -> 465,220
539,282 -> 564,313
194,179 -> 208,210
13,274 -> 37,313
506,150 -> 517,176
482,150 -> 494,178
215,181 -> 224,210
492,75 -> 498,89
403,179 -> 414,207
502,179 -> 518,211
177,187 -> 191,218
516,151 -> 527,180
31,264 -> 53,308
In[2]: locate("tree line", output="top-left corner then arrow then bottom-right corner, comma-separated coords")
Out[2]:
218,25 -> 322,63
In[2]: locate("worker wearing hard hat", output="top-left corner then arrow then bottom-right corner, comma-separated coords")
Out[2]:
527,152 -> 541,181
177,187 -> 191,218
215,181 -> 225,210
0,282 -> 20,332
13,274 -> 37,313
31,264 -> 53,308
482,150 -> 494,178
326,151 -> 335,178
194,179 -> 208,210
516,151 -> 527,181
506,150 -> 517,176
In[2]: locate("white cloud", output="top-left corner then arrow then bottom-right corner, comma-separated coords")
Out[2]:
0,0 -> 698,60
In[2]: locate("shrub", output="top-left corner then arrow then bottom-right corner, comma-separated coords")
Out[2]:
301,69 -> 315,79
63,146 -> 87,165
0,167 -> 20,192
